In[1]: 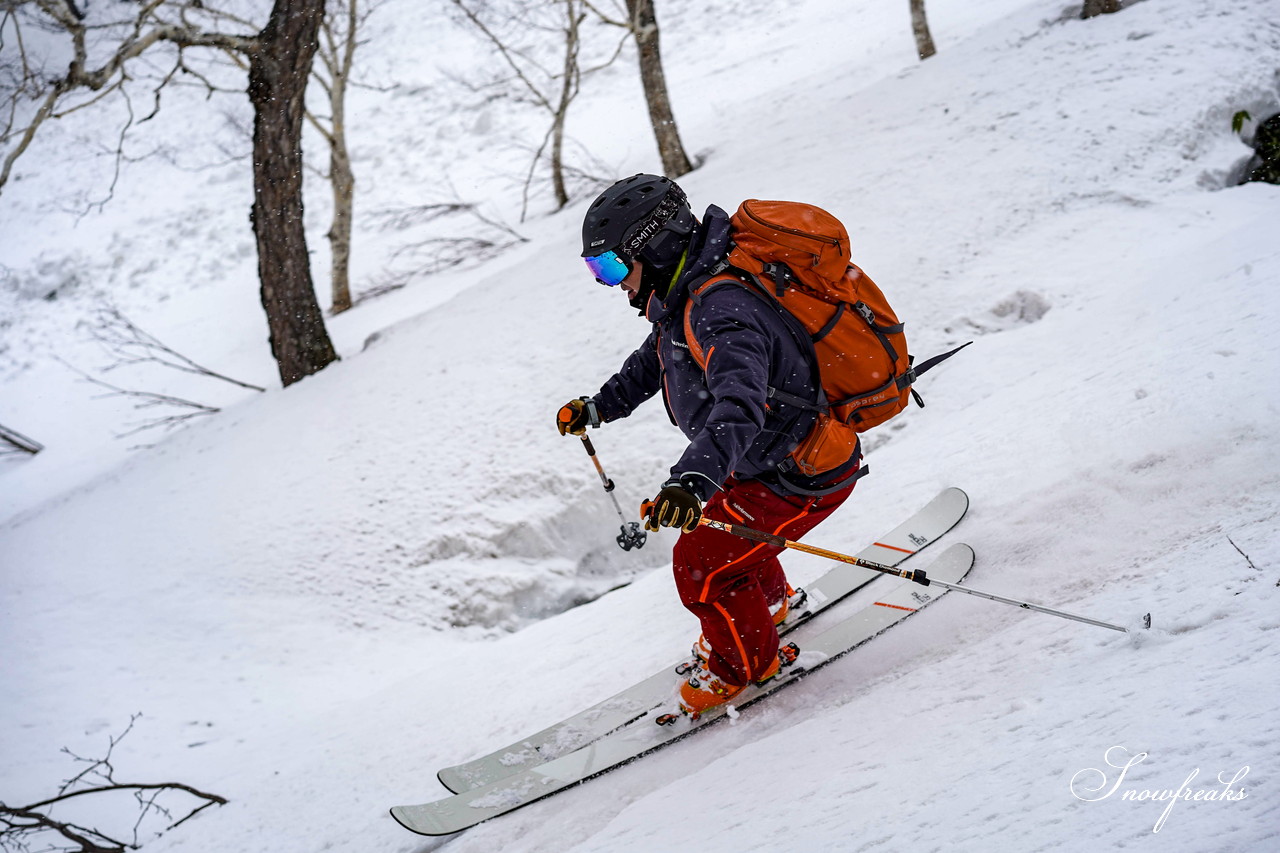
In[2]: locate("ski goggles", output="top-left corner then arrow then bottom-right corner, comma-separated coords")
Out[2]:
584,250 -> 632,287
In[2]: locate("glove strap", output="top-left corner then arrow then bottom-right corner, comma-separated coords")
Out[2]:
578,396 -> 602,429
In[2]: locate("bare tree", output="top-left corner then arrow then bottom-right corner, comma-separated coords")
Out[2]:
0,1 -> 339,387
587,0 -> 693,177
247,0 -> 339,384
0,715 -> 227,853
200,0 -> 380,316
624,0 -> 692,177
1081,0 -> 1122,18
307,0 -> 379,315
910,0 -> 937,60
548,0 -> 585,209
450,0 -> 592,214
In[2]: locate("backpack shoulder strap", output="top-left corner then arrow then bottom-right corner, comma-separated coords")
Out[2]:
681,267 -> 751,370
680,261 -> 798,369
682,266 -> 828,418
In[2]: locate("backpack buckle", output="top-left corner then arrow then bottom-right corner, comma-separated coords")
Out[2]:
854,301 -> 876,325
762,262 -> 791,297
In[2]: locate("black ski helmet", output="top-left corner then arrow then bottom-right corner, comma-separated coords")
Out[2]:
581,174 -> 695,270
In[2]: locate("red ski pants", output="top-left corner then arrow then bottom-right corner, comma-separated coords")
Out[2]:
672,475 -> 856,686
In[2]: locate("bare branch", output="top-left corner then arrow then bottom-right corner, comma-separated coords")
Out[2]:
0,1 -> 259,195
581,0 -> 630,28
580,26 -> 631,75
449,0 -> 554,113
364,186 -> 528,298
1,715 -> 228,853
1227,536 -> 1258,572
25,782 -> 229,813
0,81 -> 66,189
57,357 -> 223,439
0,803 -> 130,853
77,82 -> 137,218
84,303 -> 267,392
0,423 -> 44,454
368,202 -> 477,230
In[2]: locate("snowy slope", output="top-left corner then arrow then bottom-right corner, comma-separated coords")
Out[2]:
2,0 -> 1279,851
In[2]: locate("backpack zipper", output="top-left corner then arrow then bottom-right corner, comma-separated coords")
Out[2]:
742,203 -> 842,251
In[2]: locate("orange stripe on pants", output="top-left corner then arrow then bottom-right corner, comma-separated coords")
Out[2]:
671,475 -> 857,686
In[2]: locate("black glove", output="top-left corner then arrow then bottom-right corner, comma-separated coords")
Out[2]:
642,479 -> 703,533
556,397 -> 600,436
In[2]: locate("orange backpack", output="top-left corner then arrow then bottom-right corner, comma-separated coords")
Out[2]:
683,199 -> 967,479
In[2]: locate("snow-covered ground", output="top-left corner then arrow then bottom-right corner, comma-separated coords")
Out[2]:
2,0 -> 1278,850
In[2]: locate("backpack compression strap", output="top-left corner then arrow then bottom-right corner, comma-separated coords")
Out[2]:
894,341 -> 973,407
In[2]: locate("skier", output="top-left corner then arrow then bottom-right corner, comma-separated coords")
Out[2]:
558,174 -> 864,718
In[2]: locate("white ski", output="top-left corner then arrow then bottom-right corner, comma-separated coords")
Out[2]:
434,486 -> 968,795
391,542 -> 975,836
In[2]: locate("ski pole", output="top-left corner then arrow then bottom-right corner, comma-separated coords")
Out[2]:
698,516 -> 1150,634
577,433 -> 646,551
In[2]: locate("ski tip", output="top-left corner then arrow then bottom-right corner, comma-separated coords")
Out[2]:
942,542 -> 976,567
390,804 -> 465,837
388,806 -> 423,835
436,769 -> 462,795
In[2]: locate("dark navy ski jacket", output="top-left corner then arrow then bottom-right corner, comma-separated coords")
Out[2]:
591,205 -> 860,500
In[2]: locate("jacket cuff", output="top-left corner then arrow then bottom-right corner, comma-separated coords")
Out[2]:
666,471 -> 719,502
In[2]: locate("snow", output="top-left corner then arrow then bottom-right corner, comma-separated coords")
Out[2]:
2,0 -> 1279,850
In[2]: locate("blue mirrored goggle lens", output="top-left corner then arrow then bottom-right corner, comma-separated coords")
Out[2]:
584,251 -> 631,287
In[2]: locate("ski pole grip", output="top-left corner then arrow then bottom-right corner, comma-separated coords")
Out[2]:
579,434 -> 597,456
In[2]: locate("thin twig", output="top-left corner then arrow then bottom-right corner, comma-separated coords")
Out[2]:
57,357 -> 222,438
1227,536 -> 1258,571
2,714 -> 228,853
86,304 -> 266,392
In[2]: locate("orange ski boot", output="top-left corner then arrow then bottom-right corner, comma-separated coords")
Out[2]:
660,643 -> 801,724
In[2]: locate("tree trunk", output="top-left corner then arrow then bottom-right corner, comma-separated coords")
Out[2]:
625,0 -> 692,178
910,0 -> 937,60
549,0 -> 580,210
323,0 -> 360,315
549,108 -> 569,210
327,137 -> 355,314
1081,0 -> 1122,18
326,70 -> 355,314
247,0 -> 339,385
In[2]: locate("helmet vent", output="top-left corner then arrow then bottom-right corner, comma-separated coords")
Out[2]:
580,173 -> 689,260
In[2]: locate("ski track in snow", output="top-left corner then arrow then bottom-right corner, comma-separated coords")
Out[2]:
2,0 -> 1279,851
